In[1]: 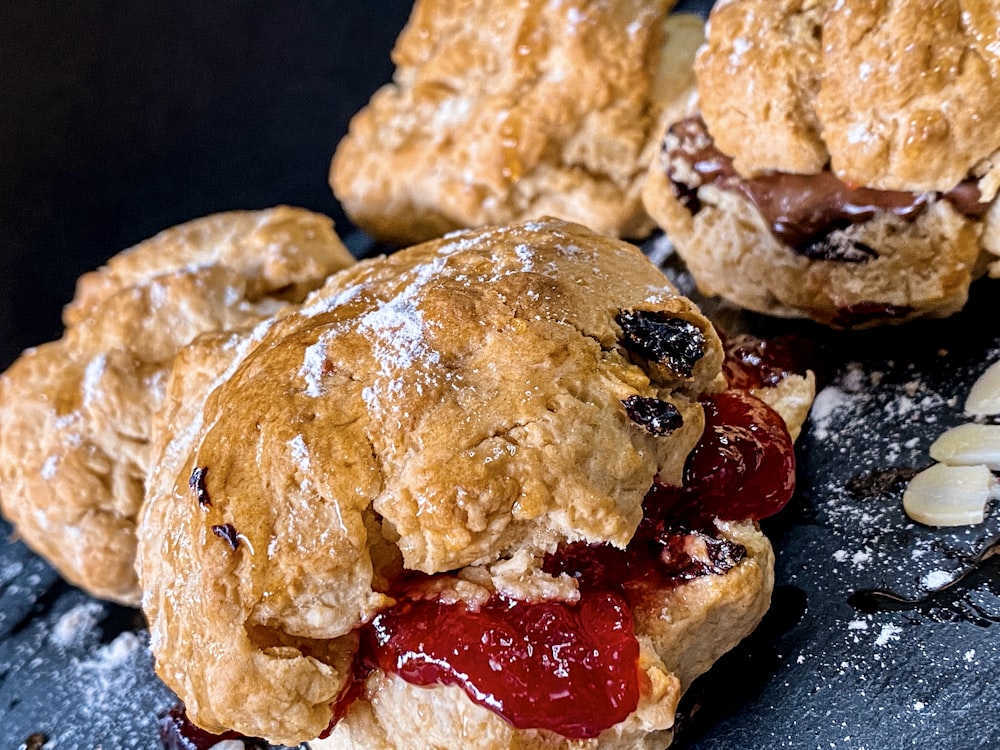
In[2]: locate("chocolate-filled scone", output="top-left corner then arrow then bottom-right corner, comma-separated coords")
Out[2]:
138,219 -> 804,748
330,0 -> 705,246
0,207 -> 354,604
643,0 -> 1000,327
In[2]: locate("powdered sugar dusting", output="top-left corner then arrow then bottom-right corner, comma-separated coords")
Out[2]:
359,256 -> 446,420
288,434 -> 311,475
299,336 -> 330,397
50,601 -> 104,648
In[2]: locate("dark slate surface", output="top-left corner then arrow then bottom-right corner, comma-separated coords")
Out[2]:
2,1 -> 998,749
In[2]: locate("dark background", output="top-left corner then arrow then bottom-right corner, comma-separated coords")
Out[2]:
0,1 -> 412,370
2,2 -> 999,749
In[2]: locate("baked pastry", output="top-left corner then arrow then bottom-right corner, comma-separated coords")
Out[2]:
138,218 -> 802,748
0,207 -> 354,605
330,0 -> 705,246
643,0 -> 1000,327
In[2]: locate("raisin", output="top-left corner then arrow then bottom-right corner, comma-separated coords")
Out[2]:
22,734 -> 47,750
189,466 -> 210,508
616,310 -> 705,378
622,395 -> 683,436
211,523 -> 240,551
797,234 -> 877,263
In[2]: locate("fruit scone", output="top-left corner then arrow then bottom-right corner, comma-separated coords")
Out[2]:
0,207 -> 355,605
139,218 -> 813,749
330,0 -> 706,246
643,0 -> 1000,328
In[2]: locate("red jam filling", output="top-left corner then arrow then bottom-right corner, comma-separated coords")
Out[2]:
158,704 -> 266,750
721,331 -> 816,390
368,592 -> 639,740
343,385 -> 795,740
647,390 -> 796,524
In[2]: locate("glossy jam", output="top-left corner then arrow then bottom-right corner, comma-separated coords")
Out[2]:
543,519 -> 747,604
158,704 -> 266,750
368,592 -> 639,740
721,332 -> 815,390
646,390 -> 796,523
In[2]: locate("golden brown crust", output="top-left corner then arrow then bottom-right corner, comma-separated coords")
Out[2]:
695,0 -> 827,178
0,207 -> 353,604
330,0 -> 695,246
696,0 -> 1000,191
137,219 -> 726,744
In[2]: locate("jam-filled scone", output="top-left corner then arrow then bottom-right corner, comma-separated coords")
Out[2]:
330,0 -> 705,246
0,207 -> 354,604
138,219 -> 804,748
643,0 -> 1000,327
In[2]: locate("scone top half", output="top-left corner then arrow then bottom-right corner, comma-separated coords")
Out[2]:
645,0 -> 1000,326
137,218 -> 726,743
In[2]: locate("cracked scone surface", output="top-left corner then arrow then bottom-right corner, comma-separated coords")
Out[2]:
696,0 -> 1000,190
330,0 -> 695,246
0,207 -> 353,604
137,218 -> 729,745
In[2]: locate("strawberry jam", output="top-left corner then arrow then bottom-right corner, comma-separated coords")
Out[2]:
368,592 -> 638,739
158,704 -> 269,750
721,331 -> 815,390
646,390 -> 795,523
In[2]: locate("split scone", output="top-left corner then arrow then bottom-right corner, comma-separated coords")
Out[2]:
139,219 -> 804,749
643,0 -> 1000,327
0,207 -> 354,605
330,0 -> 705,246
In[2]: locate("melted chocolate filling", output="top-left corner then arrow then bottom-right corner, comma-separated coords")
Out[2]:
665,116 -> 990,258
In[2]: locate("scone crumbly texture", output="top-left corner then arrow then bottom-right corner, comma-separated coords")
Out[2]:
0,207 -> 353,604
137,218 -> 729,744
330,0 -> 697,246
696,0 -> 1000,192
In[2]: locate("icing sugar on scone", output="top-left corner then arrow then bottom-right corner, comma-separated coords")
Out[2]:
138,219 -> 799,748
643,0 -> 1000,327
0,207 -> 354,604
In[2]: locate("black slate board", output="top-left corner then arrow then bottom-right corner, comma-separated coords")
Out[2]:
2,2 -> 998,749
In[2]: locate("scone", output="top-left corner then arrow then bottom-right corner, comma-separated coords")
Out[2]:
330,0 -> 705,246
139,218 -> 800,748
643,0 -> 1000,327
0,207 -> 354,605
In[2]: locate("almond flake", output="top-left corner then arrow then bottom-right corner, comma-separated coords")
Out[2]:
965,360 -> 1000,416
929,423 -> 1000,470
902,463 -> 996,527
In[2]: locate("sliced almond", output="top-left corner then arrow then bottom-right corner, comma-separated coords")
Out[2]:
929,423 -> 1000,470
902,463 -> 996,527
965,360 -> 1000,416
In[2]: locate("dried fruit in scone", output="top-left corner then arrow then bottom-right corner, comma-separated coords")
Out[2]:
330,0 -> 707,246
643,0 -> 1000,327
137,218 -> 799,748
0,207 -> 354,605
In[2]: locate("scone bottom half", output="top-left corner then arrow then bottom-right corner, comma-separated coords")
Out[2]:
643,112 -> 996,328
138,219 -> 799,748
